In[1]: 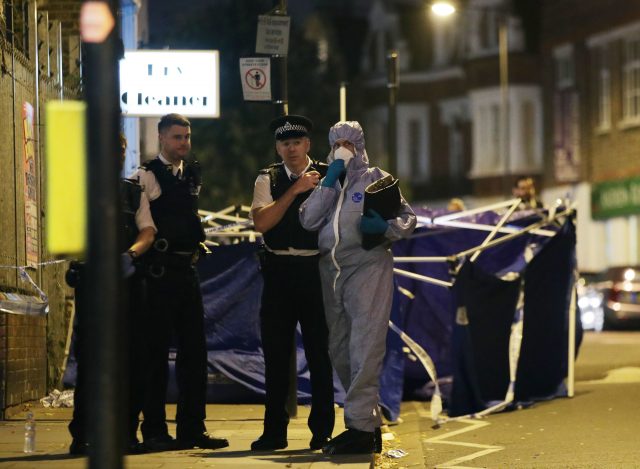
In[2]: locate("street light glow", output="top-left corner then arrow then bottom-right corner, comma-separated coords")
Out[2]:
431,1 -> 456,17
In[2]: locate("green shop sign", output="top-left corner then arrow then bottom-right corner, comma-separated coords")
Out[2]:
592,176 -> 640,219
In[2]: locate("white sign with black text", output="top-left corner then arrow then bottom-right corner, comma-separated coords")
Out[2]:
239,57 -> 271,101
255,15 -> 290,56
119,50 -> 220,118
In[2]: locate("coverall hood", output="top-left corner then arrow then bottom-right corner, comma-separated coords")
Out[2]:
327,121 -> 369,171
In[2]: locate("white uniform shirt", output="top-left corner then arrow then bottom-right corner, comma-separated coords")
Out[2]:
135,191 -> 156,233
251,156 -> 317,256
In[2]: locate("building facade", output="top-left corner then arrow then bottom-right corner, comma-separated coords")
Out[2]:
360,0 -> 640,271
361,0 -> 542,203
0,0 -> 81,418
540,0 -> 640,271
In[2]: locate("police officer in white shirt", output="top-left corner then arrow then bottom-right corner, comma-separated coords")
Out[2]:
134,114 -> 228,451
250,115 -> 335,452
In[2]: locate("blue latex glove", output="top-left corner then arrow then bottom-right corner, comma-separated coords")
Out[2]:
121,252 -> 135,279
360,209 -> 389,234
321,159 -> 345,187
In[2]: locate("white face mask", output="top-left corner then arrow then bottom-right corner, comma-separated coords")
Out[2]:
334,146 -> 354,164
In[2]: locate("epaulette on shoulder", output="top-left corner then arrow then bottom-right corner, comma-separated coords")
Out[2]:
259,162 -> 283,174
123,176 -> 140,185
141,158 -> 162,171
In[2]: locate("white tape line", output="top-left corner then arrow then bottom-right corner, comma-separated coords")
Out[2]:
422,416 -> 504,469
18,268 -> 48,302
389,321 -> 442,422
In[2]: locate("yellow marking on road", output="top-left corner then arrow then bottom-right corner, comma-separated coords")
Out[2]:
584,366 -> 640,384
413,403 -> 504,469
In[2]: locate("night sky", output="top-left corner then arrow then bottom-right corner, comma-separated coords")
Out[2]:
147,0 -> 374,47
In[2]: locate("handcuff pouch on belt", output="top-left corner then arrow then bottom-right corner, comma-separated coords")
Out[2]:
145,238 -> 201,278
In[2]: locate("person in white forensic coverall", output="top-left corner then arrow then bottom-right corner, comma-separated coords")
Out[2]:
299,121 -> 416,454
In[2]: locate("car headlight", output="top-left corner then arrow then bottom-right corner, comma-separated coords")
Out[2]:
589,296 -> 602,308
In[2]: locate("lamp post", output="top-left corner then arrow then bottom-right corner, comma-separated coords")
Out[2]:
271,0 -> 297,418
272,0 -> 288,117
387,50 -> 399,176
498,15 -> 510,196
81,0 -> 124,467
430,1 -> 510,195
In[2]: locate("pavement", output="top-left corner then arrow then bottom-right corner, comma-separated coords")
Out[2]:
0,403 -> 379,469
2,332 -> 639,468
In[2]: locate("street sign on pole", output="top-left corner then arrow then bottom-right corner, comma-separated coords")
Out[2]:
82,0 -> 124,467
255,14 -> 290,56
240,57 -> 271,101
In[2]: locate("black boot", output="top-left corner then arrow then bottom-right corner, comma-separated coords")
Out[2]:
310,433 -> 332,450
322,428 -> 374,455
251,434 -> 288,451
374,427 -> 382,453
69,439 -> 89,456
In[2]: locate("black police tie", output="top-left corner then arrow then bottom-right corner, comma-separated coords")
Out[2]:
290,174 -> 298,182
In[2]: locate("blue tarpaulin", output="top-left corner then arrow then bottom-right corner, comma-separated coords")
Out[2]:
64,207 -> 580,422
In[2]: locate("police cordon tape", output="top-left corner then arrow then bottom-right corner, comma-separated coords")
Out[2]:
0,260 -> 68,315
204,220 -> 254,234
0,260 -> 68,301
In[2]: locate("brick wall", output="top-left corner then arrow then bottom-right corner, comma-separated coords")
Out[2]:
0,0 -> 78,418
40,0 -> 82,37
0,314 -> 4,413
1,314 -> 47,416
44,0 -> 83,87
540,0 -> 640,187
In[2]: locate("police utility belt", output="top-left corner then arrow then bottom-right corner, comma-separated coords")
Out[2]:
259,248 -> 319,267
146,238 -> 200,278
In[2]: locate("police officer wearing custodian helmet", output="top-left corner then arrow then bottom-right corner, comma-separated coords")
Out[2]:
250,115 -> 335,451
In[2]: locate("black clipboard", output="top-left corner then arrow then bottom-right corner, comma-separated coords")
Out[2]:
362,174 -> 401,250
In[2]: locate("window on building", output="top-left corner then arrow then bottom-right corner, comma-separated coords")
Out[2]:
476,103 -> 501,171
483,10 -> 499,51
408,119 -> 421,178
595,45 -> 611,130
449,124 -> 463,177
317,38 -> 329,66
2,0 -> 30,57
478,105 -> 489,169
490,103 -> 501,167
471,87 -> 541,178
431,13 -> 459,67
623,34 -> 640,123
521,100 -> 535,167
554,45 -> 574,90
397,104 -> 429,180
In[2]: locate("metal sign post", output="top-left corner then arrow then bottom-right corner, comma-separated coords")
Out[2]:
80,1 -> 124,467
387,50 -> 399,176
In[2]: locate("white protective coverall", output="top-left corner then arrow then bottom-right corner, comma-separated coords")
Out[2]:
299,121 -> 416,432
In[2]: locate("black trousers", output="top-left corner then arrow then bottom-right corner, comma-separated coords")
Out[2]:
142,265 -> 208,440
259,254 -> 335,439
68,270 -> 149,446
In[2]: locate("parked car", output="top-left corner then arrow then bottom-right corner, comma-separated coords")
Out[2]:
601,266 -> 640,329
